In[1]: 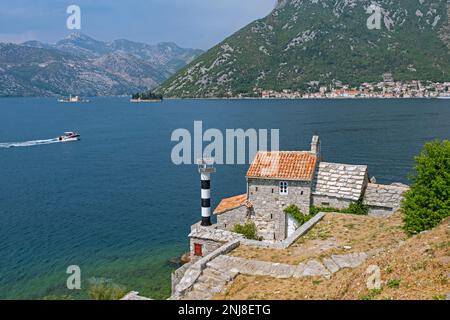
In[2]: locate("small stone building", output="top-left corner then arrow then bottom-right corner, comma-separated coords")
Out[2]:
312,162 -> 369,209
213,136 -> 408,242
363,183 -> 409,217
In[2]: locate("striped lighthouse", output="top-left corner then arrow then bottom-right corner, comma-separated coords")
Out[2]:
197,158 -> 215,226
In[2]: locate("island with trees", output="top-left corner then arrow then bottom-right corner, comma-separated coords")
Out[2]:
130,90 -> 163,102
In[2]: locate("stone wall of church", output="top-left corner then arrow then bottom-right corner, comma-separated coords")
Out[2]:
247,178 -> 313,241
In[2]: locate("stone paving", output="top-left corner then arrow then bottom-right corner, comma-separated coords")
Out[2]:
180,250 -> 374,300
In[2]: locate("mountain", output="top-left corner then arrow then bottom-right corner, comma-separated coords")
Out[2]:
0,33 -> 203,97
156,0 -> 450,98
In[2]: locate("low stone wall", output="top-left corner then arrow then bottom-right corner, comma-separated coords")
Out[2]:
241,212 -> 326,249
171,261 -> 193,294
170,239 -> 240,299
312,194 -> 352,210
282,212 -> 326,248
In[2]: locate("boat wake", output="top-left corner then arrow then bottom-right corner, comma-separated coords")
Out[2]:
0,138 -> 61,149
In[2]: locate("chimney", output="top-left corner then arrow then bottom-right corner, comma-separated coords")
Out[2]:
197,158 -> 215,226
311,135 -> 320,159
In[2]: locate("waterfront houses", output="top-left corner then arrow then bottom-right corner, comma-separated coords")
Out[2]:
261,81 -> 450,99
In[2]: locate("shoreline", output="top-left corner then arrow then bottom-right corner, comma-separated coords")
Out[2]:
161,96 -> 450,101
1,96 -> 449,101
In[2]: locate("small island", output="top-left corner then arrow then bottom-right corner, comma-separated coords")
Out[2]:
130,91 -> 163,103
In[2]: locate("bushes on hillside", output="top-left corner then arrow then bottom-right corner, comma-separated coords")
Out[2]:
402,140 -> 450,235
346,200 -> 369,215
309,200 -> 369,216
233,222 -> 262,241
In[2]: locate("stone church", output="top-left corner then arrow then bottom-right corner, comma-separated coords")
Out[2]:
213,136 -> 408,241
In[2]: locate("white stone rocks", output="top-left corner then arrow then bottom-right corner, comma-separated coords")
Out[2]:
322,258 -> 340,274
301,260 -> 330,278
330,252 -> 368,269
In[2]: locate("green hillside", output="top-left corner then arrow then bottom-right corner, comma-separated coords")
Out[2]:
156,0 -> 450,98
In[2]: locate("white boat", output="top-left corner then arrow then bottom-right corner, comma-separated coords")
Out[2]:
58,132 -> 81,142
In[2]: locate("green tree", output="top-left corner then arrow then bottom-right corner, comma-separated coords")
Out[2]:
402,140 -> 450,235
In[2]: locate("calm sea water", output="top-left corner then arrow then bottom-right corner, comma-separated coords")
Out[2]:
0,97 -> 449,299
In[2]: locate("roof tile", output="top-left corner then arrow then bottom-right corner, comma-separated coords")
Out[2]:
214,194 -> 248,215
246,151 -> 317,181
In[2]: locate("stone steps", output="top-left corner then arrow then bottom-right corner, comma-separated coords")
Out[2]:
202,267 -> 237,282
181,264 -> 239,300
178,250 -> 373,300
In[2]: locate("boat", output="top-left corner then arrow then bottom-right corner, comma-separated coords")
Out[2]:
58,132 -> 81,142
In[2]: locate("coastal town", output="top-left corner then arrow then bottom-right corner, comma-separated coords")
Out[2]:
261,75 -> 450,99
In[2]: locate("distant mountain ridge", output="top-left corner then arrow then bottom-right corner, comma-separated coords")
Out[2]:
156,0 -> 450,98
0,33 -> 203,97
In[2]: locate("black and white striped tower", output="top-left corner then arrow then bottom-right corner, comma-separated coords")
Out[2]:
197,158 -> 215,226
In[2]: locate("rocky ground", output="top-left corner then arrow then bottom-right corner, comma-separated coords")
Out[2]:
213,212 -> 449,300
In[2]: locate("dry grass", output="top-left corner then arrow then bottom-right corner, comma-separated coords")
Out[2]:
229,212 -> 407,265
214,217 -> 450,300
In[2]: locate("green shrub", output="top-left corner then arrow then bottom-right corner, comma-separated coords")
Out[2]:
309,200 -> 368,216
309,206 -> 321,215
88,279 -> 127,300
346,200 -> 369,215
402,140 -> 450,235
233,222 -> 262,241
284,204 -> 313,225
309,206 -> 337,215
387,279 -> 401,289
359,288 -> 382,300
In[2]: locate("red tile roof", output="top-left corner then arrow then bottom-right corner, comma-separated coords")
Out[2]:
246,151 -> 317,181
214,194 -> 248,215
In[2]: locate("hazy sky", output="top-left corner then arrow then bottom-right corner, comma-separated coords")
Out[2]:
0,0 -> 276,49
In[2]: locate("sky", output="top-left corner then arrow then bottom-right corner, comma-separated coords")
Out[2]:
0,0 -> 276,49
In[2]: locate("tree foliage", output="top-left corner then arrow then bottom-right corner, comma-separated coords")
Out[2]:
402,140 -> 450,235
131,90 -> 163,100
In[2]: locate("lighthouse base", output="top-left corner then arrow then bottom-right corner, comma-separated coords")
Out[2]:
201,217 -> 212,226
